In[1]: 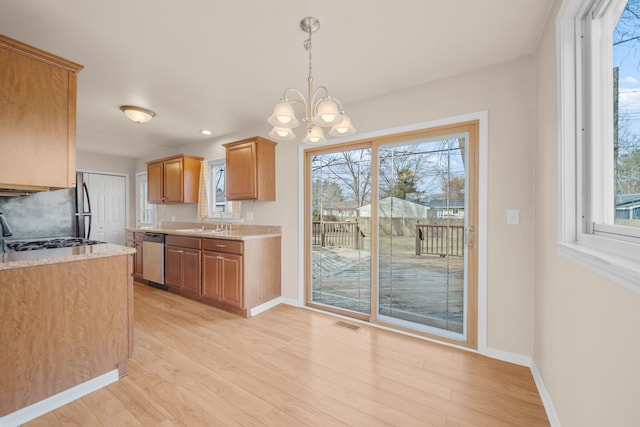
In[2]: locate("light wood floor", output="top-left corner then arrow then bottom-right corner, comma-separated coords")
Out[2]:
25,282 -> 549,426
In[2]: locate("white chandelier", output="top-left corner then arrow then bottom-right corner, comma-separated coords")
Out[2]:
268,17 -> 355,144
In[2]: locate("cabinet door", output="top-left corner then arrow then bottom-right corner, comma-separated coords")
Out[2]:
220,253 -> 243,308
225,141 -> 257,200
0,36 -> 81,189
133,240 -> 144,278
163,157 -> 184,203
202,251 -> 222,302
147,161 -> 164,203
182,248 -> 201,294
165,246 -> 183,288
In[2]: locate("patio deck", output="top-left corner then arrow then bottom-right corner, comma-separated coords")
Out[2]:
312,247 -> 464,333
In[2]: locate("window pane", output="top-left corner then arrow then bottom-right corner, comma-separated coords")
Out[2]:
378,136 -> 466,334
136,173 -> 155,226
310,148 -> 372,315
614,0 -> 640,227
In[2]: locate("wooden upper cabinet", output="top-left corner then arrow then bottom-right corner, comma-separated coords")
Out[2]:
0,35 -> 83,191
223,136 -> 277,201
146,154 -> 203,204
147,161 -> 164,204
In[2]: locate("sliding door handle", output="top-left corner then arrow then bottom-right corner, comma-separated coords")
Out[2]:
465,226 -> 474,248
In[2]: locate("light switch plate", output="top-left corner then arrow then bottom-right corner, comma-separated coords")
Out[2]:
507,209 -> 520,225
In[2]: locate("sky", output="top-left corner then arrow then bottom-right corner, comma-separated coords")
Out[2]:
614,3 -> 640,135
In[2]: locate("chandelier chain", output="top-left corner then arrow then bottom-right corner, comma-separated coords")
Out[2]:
267,16 -> 355,143
305,27 -> 313,82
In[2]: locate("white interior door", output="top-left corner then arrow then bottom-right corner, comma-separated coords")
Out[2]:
86,173 -> 126,245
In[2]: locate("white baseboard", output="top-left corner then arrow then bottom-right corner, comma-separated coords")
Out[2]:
485,349 -> 561,426
0,370 -> 119,427
530,361 -> 562,427
279,296 -> 303,307
249,297 -> 283,316
250,296 -> 303,316
485,346 -> 533,367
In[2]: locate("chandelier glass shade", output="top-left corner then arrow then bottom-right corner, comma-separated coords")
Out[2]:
268,17 -> 355,144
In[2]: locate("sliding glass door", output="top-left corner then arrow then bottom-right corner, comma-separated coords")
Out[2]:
305,122 -> 478,347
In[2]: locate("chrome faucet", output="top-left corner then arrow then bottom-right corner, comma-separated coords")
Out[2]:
0,212 -> 12,237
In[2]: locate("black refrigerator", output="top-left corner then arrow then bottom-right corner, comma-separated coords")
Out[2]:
74,172 -> 93,239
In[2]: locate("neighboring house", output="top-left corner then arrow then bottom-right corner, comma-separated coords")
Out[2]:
318,201 -> 359,219
357,196 -> 430,219
615,194 -> 640,219
358,197 -> 431,236
426,198 -> 465,219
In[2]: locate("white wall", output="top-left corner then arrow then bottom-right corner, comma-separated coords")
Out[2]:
533,1 -> 640,426
133,54 -> 537,358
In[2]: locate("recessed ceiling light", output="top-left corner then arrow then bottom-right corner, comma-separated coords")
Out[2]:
200,130 -> 212,136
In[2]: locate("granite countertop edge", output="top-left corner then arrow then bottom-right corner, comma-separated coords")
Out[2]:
0,244 -> 135,271
125,226 -> 282,241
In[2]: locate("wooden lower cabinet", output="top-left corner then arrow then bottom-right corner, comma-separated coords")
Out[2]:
165,235 -> 201,297
162,233 -> 281,317
126,231 -> 144,280
0,254 -> 132,417
134,239 -> 144,278
202,247 -> 243,309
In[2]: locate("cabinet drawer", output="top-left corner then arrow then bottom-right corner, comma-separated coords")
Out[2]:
203,238 -> 243,255
166,235 -> 202,249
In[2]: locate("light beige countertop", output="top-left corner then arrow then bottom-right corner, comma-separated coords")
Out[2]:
126,221 -> 281,241
0,243 -> 135,271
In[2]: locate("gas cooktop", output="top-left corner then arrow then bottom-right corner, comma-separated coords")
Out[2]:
2,237 -> 105,252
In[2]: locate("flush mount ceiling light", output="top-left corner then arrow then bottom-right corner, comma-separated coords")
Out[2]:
119,105 -> 156,123
268,17 -> 355,144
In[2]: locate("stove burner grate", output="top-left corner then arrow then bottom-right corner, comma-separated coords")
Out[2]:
6,238 -> 105,252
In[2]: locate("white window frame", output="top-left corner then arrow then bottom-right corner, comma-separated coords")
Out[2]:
558,0 -> 640,293
204,158 -> 242,220
135,172 -> 156,227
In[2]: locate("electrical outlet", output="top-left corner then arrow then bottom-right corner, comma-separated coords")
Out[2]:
246,211 -> 254,221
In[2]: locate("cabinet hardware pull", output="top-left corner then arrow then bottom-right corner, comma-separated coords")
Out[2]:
216,244 -> 226,248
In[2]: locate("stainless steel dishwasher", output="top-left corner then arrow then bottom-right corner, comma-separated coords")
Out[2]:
142,232 -> 166,289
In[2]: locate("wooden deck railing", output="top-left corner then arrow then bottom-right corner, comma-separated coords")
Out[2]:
415,224 -> 464,256
312,221 -> 365,249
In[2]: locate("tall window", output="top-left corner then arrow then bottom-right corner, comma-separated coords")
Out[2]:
136,172 -> 155,227
613,2 -> 640,226
558,0 -> 640,290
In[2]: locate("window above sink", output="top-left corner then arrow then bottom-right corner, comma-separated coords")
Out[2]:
205,158 -> 242,220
